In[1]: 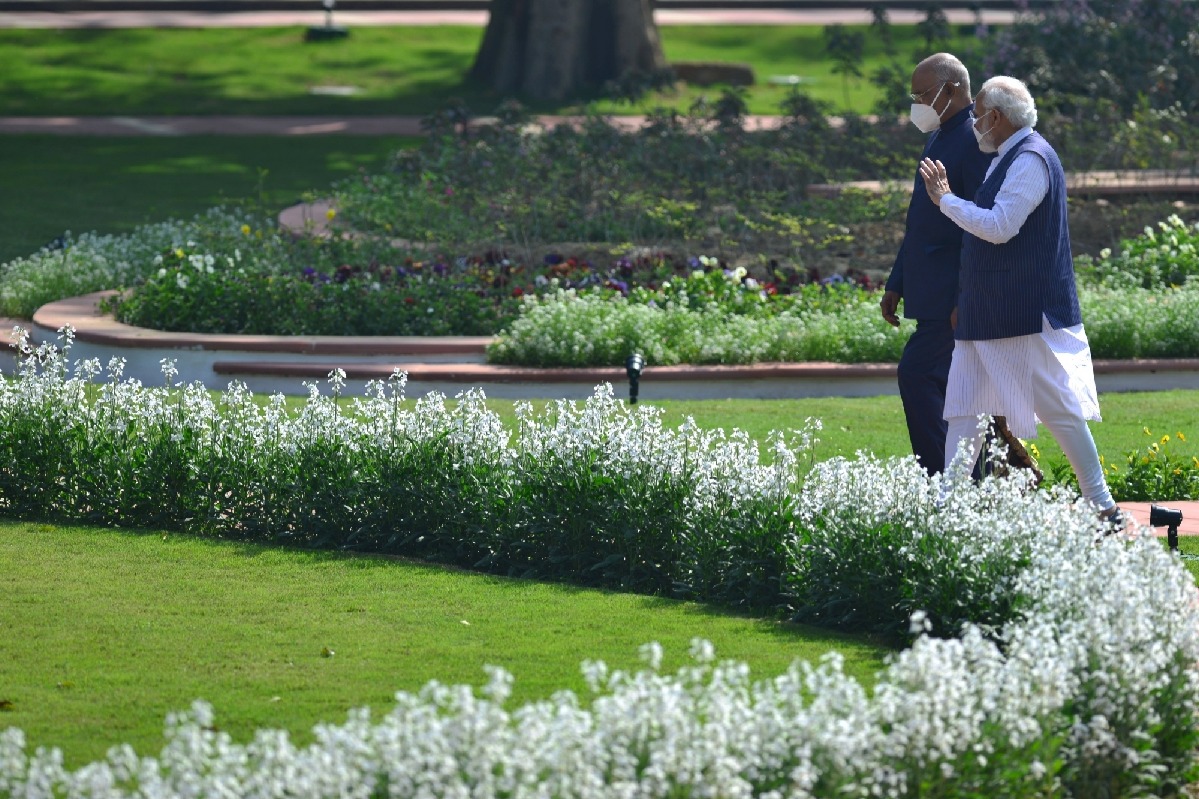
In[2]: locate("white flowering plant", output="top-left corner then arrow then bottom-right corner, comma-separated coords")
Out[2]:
2,329 -> 1199,797
487,286 -> 911,366
487,280 -> 1199,366
1077,215 -> 1199,290
0,208 -> 276,319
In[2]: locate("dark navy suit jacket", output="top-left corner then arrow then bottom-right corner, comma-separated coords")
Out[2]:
886,105 -> 994,320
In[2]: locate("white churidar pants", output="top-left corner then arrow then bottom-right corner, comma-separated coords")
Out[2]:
943,316 -> 1115,510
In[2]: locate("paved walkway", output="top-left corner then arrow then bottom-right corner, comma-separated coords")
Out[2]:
0,3 -> 1013,137
0,113 -> 817,135
0,2 -> 1012,138
0,7 -> 1016,28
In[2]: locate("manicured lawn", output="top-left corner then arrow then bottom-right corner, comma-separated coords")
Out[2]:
0,24 -> 984,117
471,391 -> 1199,474
0,520 -> 890,768
1174,536 -> 1199,583
0,135 -> 416,264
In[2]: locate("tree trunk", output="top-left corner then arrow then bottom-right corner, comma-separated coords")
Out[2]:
469,0 -> 667,102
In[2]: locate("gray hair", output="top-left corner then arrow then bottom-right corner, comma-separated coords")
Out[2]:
977,76 -> 1038,129
917,52 -> 971,98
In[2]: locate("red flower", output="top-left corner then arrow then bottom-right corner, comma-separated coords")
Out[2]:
512,287 -> 525,297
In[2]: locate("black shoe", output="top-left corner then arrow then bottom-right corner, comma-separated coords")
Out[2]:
1099,506 -> 1126,535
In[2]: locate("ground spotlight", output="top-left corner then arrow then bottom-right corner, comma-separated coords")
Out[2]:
625,353 -> 645,404
306,0 -> 349,41
1150,504 -> 1184,551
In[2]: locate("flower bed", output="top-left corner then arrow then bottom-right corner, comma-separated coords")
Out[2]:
0,332 -> 1197,797
5,203 -> 1199,367
1,97 -> 1196,360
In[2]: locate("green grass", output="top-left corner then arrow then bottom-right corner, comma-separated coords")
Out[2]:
459,391 -> 1199,473
599,24 -> 985,117
0,24 -> 985,118
0,520 -> 890,769
1174,537 -> 1199,583
0,135 -> 417,264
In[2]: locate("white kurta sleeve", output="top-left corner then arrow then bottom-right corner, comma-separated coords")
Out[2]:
938,152 -> 1050,244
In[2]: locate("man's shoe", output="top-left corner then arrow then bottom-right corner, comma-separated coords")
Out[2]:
1099,505 -> 1127,535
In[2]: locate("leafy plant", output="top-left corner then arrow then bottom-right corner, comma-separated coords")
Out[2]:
823,25 -> 866,108
1045,427 -> 1199,501
1076,214 -> 1199,289
987,0 -> 1199,116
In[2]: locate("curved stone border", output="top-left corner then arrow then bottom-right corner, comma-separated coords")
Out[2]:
32,291 -> 490,357
17,291 -> 1199,400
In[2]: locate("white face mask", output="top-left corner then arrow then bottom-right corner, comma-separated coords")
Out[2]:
973,111 -> 999,153
909,82 -> 950,133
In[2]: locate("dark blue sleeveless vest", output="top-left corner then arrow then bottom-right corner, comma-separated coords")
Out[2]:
956,131 -> 1082,341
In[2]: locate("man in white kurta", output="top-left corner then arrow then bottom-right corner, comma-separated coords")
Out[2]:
918,76 -> 1122,526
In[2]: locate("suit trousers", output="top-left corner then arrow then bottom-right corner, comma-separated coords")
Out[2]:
898,318 -> 955,476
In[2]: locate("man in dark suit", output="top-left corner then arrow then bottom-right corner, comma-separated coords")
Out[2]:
881,53 -> 994,476
919,75 -> 1123,527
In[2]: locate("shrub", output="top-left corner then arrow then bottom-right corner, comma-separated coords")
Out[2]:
1,334 -> 1198,796
486,281 -> 907,367
1046,427 -> 1199,501
331,99 -> 919,262
111,245 -> 523,337
0,208 -> 263,319
987,0 -> 1199,117
1080,283 -> 1199,360
486,276 -> 1199,367
1076,214 -> 1199,289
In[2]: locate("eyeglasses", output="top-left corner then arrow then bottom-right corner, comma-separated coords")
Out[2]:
909,81 -> 960,104
972,108 -> 995,128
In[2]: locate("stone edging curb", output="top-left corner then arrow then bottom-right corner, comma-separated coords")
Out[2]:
22,291 -> 1199,386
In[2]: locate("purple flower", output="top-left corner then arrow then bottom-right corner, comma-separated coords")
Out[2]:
544,253 -> 564,266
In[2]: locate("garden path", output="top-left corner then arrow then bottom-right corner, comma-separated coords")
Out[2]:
0,2 -> 1016,142
0,7 -> 1016,28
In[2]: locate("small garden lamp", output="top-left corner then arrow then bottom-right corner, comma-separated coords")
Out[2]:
306,0 -> 349,41
1150,504 -> 1185,551
625,353 -> 645,404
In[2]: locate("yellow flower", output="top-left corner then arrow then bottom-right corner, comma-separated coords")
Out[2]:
1192,456 -> 1199,468
1174,469 -> 1183,475
240,224 -> 251,236
1030,443 -> 1041,458
1143,426 -> 1152,435
1161,434 -> 1170,444
326,208 -> 337,221
174,248 -> 185,259
1178,431 -> 1187,442
1143,456 -> 1151,464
